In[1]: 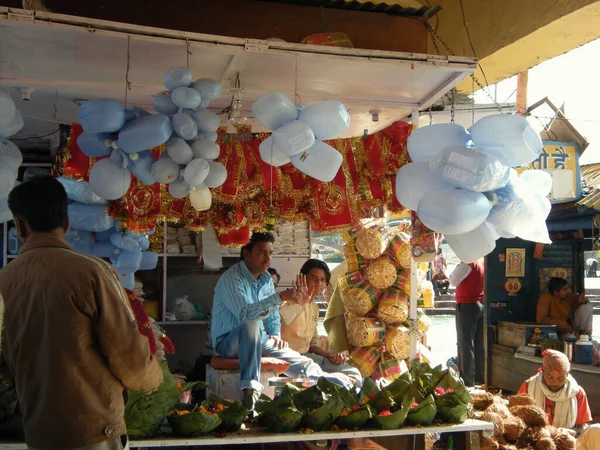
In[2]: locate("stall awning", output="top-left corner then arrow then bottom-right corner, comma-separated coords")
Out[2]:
0,7 -> 475,137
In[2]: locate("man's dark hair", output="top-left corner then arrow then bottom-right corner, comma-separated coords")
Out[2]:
8,176 -> 68,232
300,259 -> 331,284
548,277 -> 568,295
268,267 -> 281,283
240,232 -> 275,258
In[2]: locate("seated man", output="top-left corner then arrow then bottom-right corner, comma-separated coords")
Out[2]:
432,269 -> 449,298
211,232 -> 354,410
279,259 -> 363,388
536,277 -> 593,335
517,349 -> 599,447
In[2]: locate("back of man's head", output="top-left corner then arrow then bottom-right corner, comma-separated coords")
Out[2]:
8,176 -> 69,233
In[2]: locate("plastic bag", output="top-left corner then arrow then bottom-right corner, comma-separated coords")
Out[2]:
429,146 -> 510,192
171,295 -> 196,321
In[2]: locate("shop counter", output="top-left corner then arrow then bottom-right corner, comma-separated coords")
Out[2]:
0,419 -> 493,450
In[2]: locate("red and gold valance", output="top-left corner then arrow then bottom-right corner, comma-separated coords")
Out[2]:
60,121 -> 412,245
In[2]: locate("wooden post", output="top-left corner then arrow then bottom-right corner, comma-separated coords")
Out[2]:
516,71 -> 528,116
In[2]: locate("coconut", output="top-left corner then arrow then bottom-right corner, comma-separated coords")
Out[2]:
503,416 -> 525,442
508,393 -> 536,408
509,405 -> 548,427
487,401 -> 511,419
551,429 -> 576,450
474,411 -> 504,439
471,392 -> 494,410
536,438 -> 556,450
481,436 -> 499,450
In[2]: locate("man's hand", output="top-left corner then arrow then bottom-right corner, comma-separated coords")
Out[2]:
292,274 -> 315,305
270,336 -> 289,350
327,352 -> 348,365
577,293 -> 588,305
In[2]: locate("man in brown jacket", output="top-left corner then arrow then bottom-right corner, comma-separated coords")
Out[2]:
0,176 -> 163,450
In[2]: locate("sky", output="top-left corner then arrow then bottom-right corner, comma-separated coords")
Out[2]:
473,38 -> 600,165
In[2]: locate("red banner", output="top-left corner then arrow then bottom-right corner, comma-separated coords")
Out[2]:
61,121 -> 412,244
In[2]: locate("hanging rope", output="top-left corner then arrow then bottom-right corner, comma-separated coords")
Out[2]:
186,39 -> 191,70
450,89 -> 456,124
428,106 -> 433,126
294,53 -> 301,106
471,75 -> 476,126
124,36 -> 132,107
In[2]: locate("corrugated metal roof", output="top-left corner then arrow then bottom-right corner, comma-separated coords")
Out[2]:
258,0 -> 440,17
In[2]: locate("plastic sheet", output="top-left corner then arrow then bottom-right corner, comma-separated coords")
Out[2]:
429,146 -> 510,192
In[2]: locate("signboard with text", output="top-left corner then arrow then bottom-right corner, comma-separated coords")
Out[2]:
518,141 -> 581,204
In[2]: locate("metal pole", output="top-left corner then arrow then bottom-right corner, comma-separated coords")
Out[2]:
409,108 -> 420,361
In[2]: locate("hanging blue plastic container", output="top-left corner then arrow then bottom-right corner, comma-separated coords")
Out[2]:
94,230 -> 112,242
574,335 -> 594,365
139,251 -> 159,270
77,132 -> 114,158
131,234 -> 150,251
79,99 -> 126,134
298,100 -> 350,140
125,106 -> 150,122
91,241 -> 119,258
192,110 -> 220,133
68,203 -> 115,232
164,67 -> 192,91
171,87 -> 202,110
116,114 -> 173,153
7,227 -> 21,255
116,270 -> 135,291
110,231 -> 140,252
128,151 -> 157,186
57,177 -> 106,205
153,91 -> 180,116
113,248 -> 143,273
64,229 -> 94,255
252,92 -> 298,131
192,78 -> 222,101
172,112 -> 198,141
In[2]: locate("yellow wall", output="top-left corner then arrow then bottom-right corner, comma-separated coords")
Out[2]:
427,0 -> 600,92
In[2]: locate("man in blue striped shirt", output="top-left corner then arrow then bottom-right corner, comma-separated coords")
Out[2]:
212,232 -> 351,410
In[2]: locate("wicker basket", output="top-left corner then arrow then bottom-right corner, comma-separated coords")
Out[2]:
347,316 -> 385,347
388,232 -> 411,270
349,346 -> 381,378
342,281 -> 381,316
366,255 -> 397,290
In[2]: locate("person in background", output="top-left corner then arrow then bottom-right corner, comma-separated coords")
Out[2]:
432,269 -> 450,299
314,248 -> 324,261
211,232 -> 354,413
586,257 -> 598,278
536,277 -> 592,335
433,247 -> 447,275
449,258 -> 484,387
268,267 -> 280,289
517,349 -> 598,447
0,176 -> 163,450
279,259 -> 362,388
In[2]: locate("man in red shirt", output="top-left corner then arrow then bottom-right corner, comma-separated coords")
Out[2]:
517,349 -> 598,446
450,258 -> 484,387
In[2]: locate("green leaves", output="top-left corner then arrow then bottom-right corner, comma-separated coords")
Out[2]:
406,395 -> 437,426
166,404 -> 222,437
